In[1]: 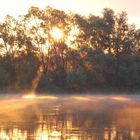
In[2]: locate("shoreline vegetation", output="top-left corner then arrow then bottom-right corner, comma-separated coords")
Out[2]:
0,6 -> 140,94
0,86 -> 140,95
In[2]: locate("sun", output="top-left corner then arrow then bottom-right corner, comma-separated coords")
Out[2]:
51,27 -> 63,40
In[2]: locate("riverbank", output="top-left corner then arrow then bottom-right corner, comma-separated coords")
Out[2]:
0,86 -> 140,95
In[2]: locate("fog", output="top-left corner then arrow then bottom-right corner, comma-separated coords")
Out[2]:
0,94 -> 139,139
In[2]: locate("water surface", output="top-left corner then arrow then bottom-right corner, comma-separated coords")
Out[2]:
0,94 -> 139,140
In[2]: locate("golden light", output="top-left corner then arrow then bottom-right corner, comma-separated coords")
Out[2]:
38,96 -> 58,100
51,27 -> 63,40
50,131 -> 61,140
67,136 -> 78,140
22,94 -> 58,100
51,131 -> 61,137
111,97 -> 130,101
22,94 -> 36,99
72,96 -> 92,101
65,25 -> 80,49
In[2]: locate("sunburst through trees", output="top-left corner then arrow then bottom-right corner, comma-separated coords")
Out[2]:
0,6 -> 140,91
50,27 -> 64,41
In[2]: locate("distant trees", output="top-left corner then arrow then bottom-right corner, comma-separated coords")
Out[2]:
0,6 -> 140,91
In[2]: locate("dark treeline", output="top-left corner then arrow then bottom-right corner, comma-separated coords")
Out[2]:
0,6 -> 140,92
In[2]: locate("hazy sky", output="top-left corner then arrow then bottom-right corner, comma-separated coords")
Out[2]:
0,0 -> 140,28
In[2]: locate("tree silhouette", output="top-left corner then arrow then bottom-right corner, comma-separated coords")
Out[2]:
0,6 -> 140,92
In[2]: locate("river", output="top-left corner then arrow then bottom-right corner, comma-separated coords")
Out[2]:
0,94 -> 139,140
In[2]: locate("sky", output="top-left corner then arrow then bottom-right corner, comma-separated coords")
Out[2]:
0,0 -> 140,28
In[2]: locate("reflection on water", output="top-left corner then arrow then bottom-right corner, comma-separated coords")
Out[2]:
0,95 -> 139,140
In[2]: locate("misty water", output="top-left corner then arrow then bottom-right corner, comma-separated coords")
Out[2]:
0,94 -> 139,140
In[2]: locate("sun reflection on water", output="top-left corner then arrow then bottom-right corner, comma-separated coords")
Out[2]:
0,128 -> 27,140
22,94 -> 58,100
35,124 -> 62,140
72,96 -> 92,101
111,96 -> 130,101
22,94 -> 36,99
0,95 -> 139,140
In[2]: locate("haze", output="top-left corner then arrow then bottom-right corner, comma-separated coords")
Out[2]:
0,0 -> 140,28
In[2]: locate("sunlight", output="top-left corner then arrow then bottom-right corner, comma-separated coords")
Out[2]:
51,27 -> 63,40
32,65 -> 44,93
38,96 -> 58,100
111,97 -> 130,101
22,94 -> 58,100
67,136 -> 78,140
22,94 -> 36,99
51,131 -> 61,137
72,96 -> 92,101
66,25 -> 80,48
50,131 -> 61,140
36,135 -> 48,140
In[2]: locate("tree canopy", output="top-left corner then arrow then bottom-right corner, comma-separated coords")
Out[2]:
0,6 -> 140,92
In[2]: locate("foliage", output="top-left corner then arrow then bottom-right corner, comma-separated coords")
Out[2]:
0,6 -> 140,91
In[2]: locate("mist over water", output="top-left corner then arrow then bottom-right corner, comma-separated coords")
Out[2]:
0,94 -> 139,140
